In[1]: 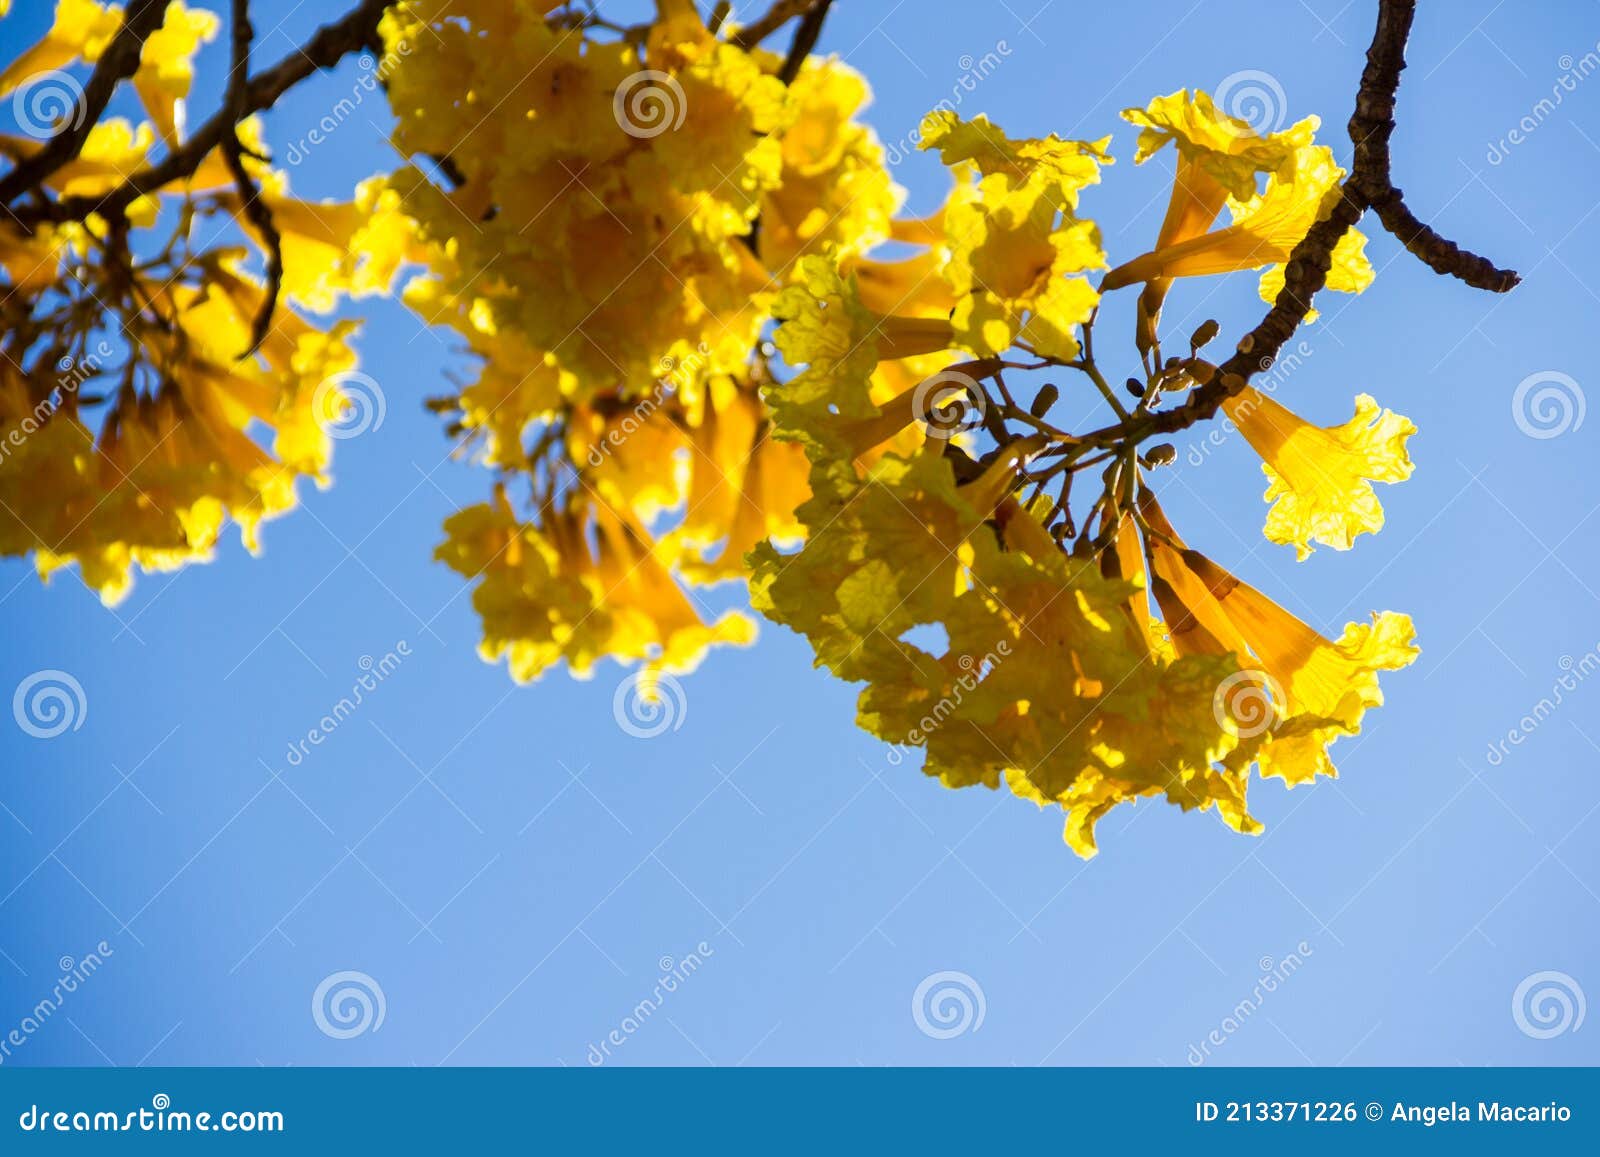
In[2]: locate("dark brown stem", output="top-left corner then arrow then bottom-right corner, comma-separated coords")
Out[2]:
1346,0 -> 1520,292
1092,0 -> 1520,445
220,0 -> 280,358
777,0 -> 834,84
6,0 -> 397,226
730,0 -> 820,49
0,0 -> 174,204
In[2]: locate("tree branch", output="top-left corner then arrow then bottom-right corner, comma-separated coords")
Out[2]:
731,0 -> 827,50
1103,0 -> 1520,443
220,0 -> 281,358
777,0 -> 834,84
1346,0 -> 1520,292
0,0 -> 173,204
6,0 -> 397,226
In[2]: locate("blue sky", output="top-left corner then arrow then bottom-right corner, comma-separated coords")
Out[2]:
1,0 -> 1597,1067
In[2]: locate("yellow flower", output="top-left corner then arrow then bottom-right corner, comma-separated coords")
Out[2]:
220,175 -> 418,313
1118,89 -> 1317,348
768,255 -> 954,461
757,58 -> 900,270
918,111 -> 1108,359
0,0 -> 123,97
660,378 -> 811,583
378,0 -> 785,401
1140,495 -> 1419,786
943,193 -> 1103,358
1222,387 -> 1416,558
751,435 -> 1255,858
1125,89 -> 1316,206
1103,142 -> 1373,311
437,487 -> 756,683
0,256 -> 361,604
132,0 -> 219,146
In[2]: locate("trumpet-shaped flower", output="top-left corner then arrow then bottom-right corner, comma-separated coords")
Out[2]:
1222,387 -> 1416,558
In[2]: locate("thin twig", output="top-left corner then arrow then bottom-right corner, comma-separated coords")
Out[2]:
730,0 -> 818,48
220,0 -> 281,358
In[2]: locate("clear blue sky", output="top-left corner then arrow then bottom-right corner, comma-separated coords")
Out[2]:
2,0 -> 1597,1067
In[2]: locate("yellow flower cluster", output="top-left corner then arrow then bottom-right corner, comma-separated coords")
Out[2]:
0,0 -> 398,603
393,0 -> 914,682
752,95 -> 1418,855
1,0 -> 1431,857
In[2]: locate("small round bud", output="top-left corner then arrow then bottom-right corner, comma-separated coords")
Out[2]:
1125,377 -> 1145,398
1143,443 -> 1177,468
1190,320 -> 1220,349
1030,384 -> 1059,417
